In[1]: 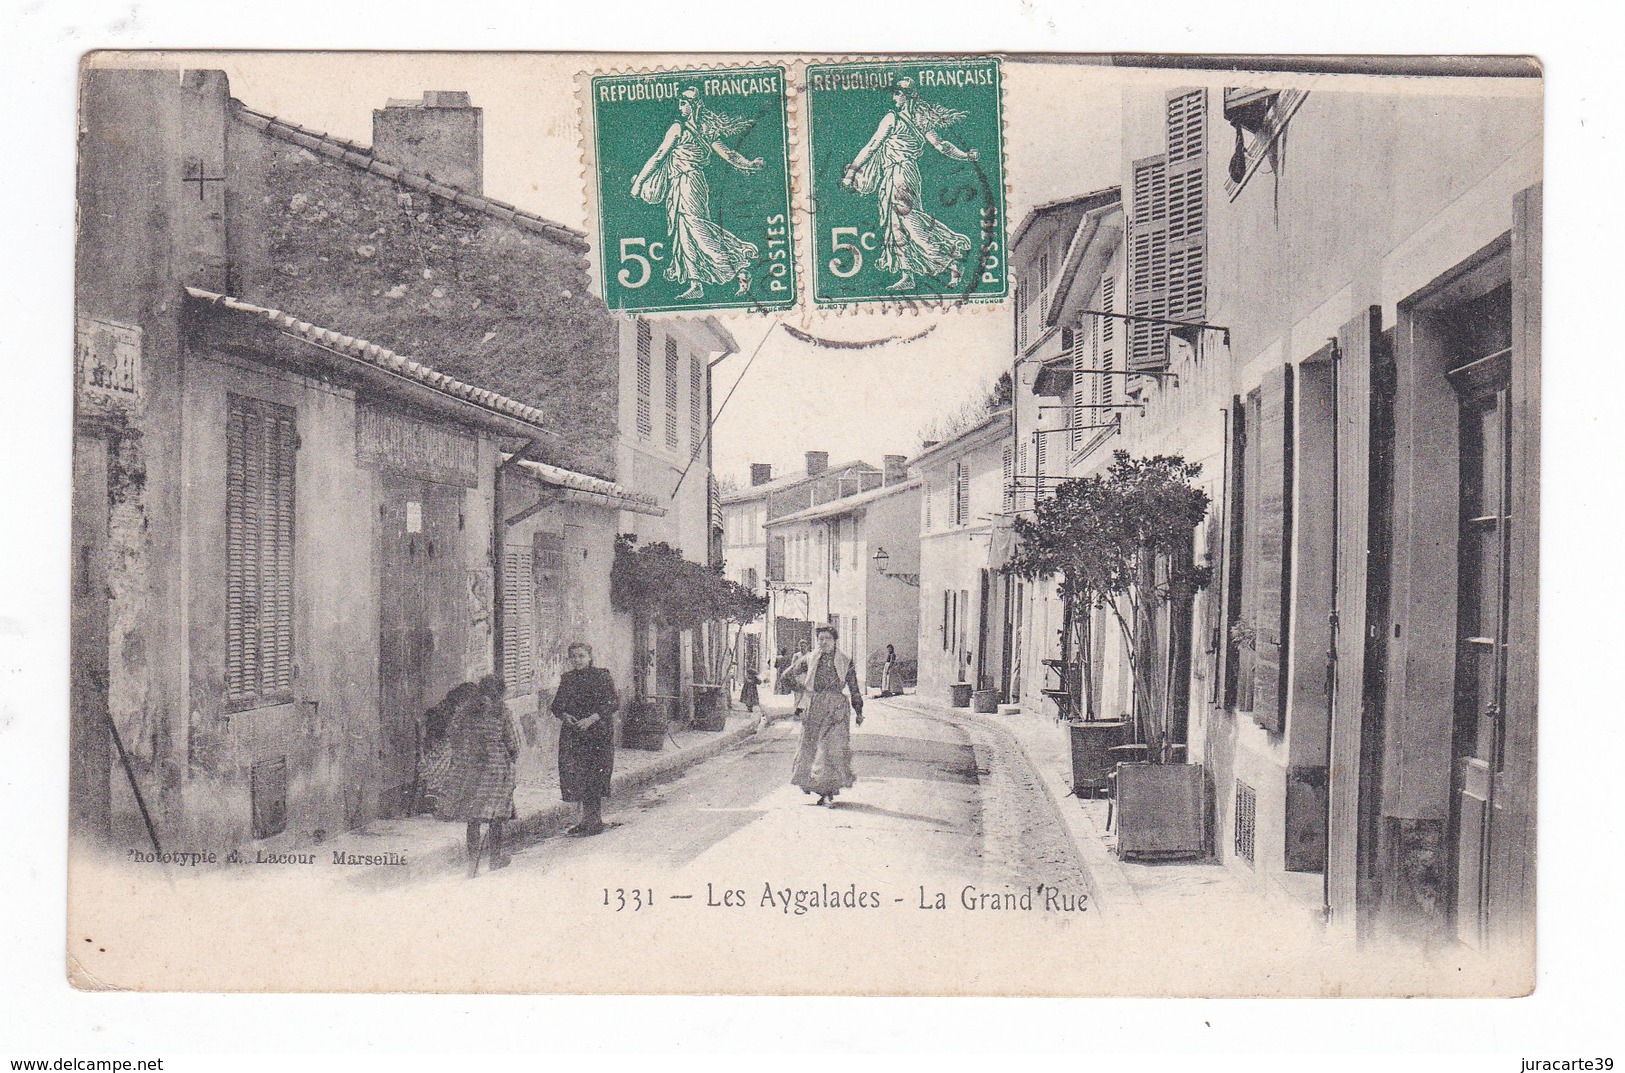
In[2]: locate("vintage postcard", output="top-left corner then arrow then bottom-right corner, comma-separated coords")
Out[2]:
67,51 -> 1542,996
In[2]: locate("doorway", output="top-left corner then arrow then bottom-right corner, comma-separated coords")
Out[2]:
1445,284 -> 1513,949
377,477 -> 466,819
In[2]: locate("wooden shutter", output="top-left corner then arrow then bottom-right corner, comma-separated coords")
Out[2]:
690,355 -> 705,449
956,462 -> 970,526
1068,327 -> 1087,450
664,338 -> 680,449
635,320 -> 653,438
1490,183 -> 1541,939
768,536 -> 786,582
1038,252 -> 1051,322
226,394 -> 296,709
1099,275 -> 1117,408
1221,395 -> 1246,710
536,530 -> 563,666
1002,444 -> 1014,513
1327,305 -> 1380,924
1016,279 -> 1030,351
1251,364 -> 1294,732
1127,155 -> 1170,371
1035,428 -> 1049,479
502,544 -> 535,694
1164,89 -> 1208,333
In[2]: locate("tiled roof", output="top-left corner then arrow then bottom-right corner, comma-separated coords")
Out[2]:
230,101 -> 588,250
719,460 -> 881,504
766,479 -> 922,527
185,286 -> 556,433
508,456 -> 664,516
1010,186 -> 1121,252
907,409 -> 1012,468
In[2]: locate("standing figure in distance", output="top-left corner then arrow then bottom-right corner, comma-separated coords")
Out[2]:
785,624 -> 865,807
879,643 -> 900,698
842,78 -> 978,292
551,642 -> 620,837
630,86 -> 765,300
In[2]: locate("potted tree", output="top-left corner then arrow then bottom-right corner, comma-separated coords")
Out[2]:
1005,451 -> 1211,856
611,537 -> 767,741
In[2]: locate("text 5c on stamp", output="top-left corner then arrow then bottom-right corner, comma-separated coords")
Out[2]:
589,66 -> 797,314
805,57 -> 1006,308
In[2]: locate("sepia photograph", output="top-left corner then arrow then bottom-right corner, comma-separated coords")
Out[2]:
57,47 -> 1549,999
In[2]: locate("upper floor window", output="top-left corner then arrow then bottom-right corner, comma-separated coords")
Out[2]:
226,393 -> 297,710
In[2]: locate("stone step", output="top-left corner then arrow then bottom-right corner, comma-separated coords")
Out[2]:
996,704 -> 1023,716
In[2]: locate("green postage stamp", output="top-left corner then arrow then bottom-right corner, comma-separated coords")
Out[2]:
588,66 -> 796,314
805,57 -> 1006,307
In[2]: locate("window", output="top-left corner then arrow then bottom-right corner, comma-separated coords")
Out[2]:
768,537 -> 785,582
1128,89 -> 1207,373
942,590 -> 952,651
226,393 -> 297,709
690,355 -> 705,449
744,566 -> 759,592
635,320 -> 653,438
924,481 -> 934,530
831,519 -> 842,572
664,337 -> 680,450
955,462 -> 970,527
1035,429 -> 1048,481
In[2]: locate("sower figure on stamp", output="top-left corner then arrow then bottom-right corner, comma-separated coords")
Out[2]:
842,79 -> 978,292
551,641 -> 620,837
630,86 -> 764,300
785,624 -> 865,807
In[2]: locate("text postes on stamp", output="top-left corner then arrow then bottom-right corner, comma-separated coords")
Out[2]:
589,66 -> 796,315
805,57 -> 1006,308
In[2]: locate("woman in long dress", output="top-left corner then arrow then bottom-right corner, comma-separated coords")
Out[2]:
630,87 -> 765,300
785,624 -> 865,807
842,78 -> 979,292
551,641 -> 620,837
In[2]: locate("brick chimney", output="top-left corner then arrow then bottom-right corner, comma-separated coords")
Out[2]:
750,463 -> 773,486
883,454 -> 908,485
804,451 -> 830,477
373,91 -> 484,194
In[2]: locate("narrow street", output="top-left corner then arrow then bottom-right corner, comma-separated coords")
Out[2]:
464,697 -> 1096,909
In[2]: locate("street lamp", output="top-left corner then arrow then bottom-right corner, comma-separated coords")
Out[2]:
872,546 -> 920,587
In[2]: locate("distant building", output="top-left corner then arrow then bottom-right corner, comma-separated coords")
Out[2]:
909,412 -> 1011,701
763,477 -> 922,691
720,453 -> 885,684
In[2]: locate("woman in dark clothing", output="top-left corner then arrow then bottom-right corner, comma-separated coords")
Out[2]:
551,641 -> 620,837
739,666 -> 761,713
424,675 -> 518,876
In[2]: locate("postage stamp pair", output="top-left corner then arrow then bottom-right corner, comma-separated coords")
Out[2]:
586,57 -> 1006,314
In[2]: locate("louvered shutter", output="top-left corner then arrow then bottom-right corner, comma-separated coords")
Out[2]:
1038,253 -> 1051,323
1100,275 -> 1118,408
226,394 -> 296,708
1251,364 -> 1294,732
1035,428 -> 1049,479
1068,327 -> 1087,449
1327,306 -> 1380,923
689,355 -> 705,449
1127,154 -> 1170,371
1002,444 -> 1014,513
955,463 -> 970,527
1016,279 -> 1030,351
502,544 -> 536,694
635,320 -> 653,438
1164,89 -> 1208,337
664,338 -> 680,449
